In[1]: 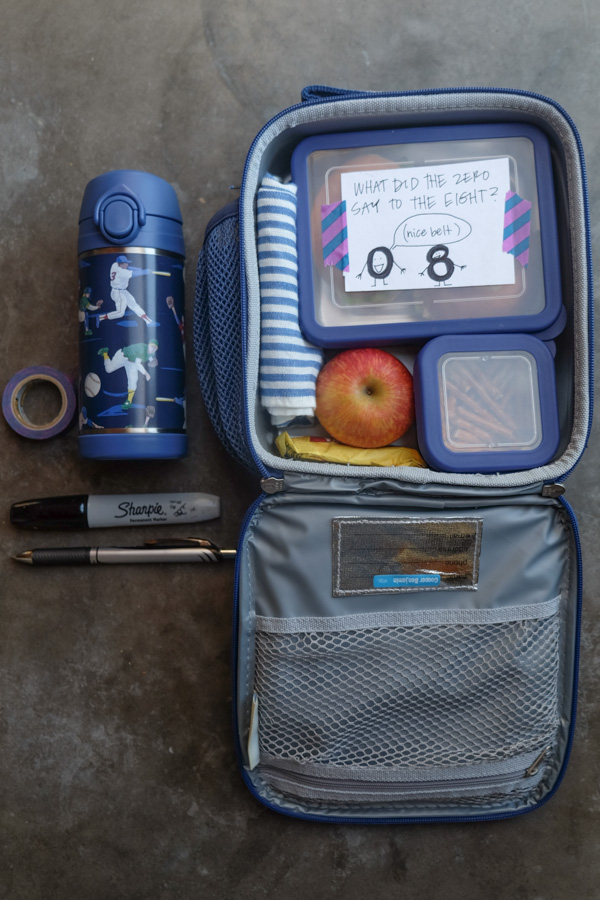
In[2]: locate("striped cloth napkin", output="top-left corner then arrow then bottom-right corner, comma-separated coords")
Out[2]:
257,174 -> 323,426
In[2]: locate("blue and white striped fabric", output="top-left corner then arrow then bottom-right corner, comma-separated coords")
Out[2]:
257,173 -> 323,426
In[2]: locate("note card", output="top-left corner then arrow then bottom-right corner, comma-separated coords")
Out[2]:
340,157 -> 515,292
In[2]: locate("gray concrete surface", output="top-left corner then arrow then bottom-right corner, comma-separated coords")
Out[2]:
0,2 -> 599,898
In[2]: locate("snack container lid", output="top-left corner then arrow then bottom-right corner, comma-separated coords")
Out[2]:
292,124 -> 562,347
413,334 -> 560,473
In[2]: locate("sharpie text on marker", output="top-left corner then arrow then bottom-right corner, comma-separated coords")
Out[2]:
10,492 -> 221,530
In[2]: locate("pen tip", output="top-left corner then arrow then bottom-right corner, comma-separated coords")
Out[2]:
13,551 -> 33,564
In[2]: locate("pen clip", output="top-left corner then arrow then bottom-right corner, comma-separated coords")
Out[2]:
143,537 -> 221,551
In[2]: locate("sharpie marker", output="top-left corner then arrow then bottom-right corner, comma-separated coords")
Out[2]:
10,493 -> 220,530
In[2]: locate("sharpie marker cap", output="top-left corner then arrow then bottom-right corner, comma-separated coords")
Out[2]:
11,495 -> 88,530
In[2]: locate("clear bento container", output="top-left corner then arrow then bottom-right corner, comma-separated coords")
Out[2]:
413,334 -> 560,473
291,123 -> 562,347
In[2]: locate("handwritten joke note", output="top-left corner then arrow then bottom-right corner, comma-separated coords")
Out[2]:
340,157 -> 515,292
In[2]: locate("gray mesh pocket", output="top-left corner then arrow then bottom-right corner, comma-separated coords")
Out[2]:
254,601 -> 561,775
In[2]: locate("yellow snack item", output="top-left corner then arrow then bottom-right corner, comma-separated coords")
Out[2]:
275,433 -> 427,467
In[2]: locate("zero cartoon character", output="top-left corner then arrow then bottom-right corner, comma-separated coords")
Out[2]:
356,246 -> 406,287
98,338 -> 159,411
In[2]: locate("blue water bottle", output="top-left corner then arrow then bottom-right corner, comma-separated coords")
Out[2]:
77,170 -> 186,459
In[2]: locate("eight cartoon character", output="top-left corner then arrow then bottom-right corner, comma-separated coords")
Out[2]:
419,244 -> 467,285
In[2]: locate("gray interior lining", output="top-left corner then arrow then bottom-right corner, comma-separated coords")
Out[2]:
242,91 -> 590,488
246,495 -> 569,619
236,492 -> 578,819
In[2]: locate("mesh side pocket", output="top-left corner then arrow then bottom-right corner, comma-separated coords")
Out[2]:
254,605 -> 561,770
193,205 -> 255,470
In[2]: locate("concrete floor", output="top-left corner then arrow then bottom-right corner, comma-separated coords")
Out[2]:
1,2 -> 599,898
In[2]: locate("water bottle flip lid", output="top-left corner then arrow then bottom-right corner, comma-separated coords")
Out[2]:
78,170 -> 184,255
95,189 -> 146,243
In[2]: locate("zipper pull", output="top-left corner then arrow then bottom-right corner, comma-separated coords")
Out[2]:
261,477 -> 285,494
525,746 -> 550,777
542,484 -> 565,498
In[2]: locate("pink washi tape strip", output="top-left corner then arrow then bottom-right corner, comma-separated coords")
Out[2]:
2,366 -> 77,439
321,201 -> 349,271
503,191 -> 532,267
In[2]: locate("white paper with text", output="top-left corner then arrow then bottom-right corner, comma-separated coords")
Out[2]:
340,157 -> 515,292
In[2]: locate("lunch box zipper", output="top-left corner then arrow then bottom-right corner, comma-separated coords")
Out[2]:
258,750 -> 549,801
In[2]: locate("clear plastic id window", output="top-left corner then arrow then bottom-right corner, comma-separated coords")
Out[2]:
332,516 -> 483,595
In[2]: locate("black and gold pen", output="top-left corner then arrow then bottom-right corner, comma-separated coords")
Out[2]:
12,538 -> 236,567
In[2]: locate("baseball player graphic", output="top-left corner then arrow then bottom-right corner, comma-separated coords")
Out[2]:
78,287 -> 103,335
98,339 -> 159,411
98,256 -> 154,325
79,405 -> 103,430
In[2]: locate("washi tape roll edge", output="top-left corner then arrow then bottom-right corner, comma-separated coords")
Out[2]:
2,366 -> 77,440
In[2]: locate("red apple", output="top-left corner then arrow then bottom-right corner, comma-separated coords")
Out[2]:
315,348 -> 415,448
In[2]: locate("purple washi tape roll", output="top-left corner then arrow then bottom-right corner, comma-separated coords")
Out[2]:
2,366 -> 77,439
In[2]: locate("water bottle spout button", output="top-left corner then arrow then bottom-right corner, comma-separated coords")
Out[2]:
103,199 -> 135,240
93,187 -> 146,244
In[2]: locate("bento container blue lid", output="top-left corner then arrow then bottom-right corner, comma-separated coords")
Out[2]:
292,123 -> 562,347
413,333 -> 560,474
78,170 -> 184,256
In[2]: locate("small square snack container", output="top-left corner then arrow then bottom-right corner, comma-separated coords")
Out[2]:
291,122 -> 562,347
413,333 -> 560,473
194,87 -> 592,825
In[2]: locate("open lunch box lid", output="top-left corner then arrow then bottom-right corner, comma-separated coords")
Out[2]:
291,122 -> 563,348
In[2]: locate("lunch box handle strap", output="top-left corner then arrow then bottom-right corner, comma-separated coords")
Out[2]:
301,85 -> 365,102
